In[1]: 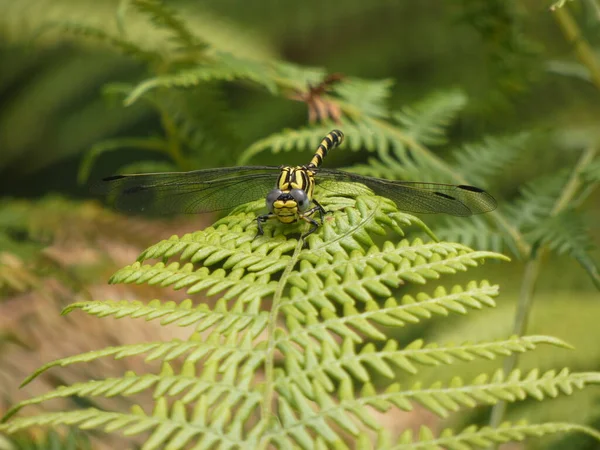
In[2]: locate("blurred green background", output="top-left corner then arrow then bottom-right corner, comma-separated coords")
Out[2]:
0,0 -> 599,448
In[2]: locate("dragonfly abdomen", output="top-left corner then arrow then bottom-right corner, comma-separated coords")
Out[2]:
307,129 -> 344,169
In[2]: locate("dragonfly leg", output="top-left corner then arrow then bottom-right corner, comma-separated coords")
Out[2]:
312,199 -> 328,223
300,215 -> 320,238
256,214 -> 275,236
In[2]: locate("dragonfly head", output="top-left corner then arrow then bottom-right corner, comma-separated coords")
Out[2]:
266,188 -> 310,224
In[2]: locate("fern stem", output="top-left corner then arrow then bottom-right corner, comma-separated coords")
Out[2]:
260,237 -> 304,444
487,258 -> 541,431
551,146 -> 598,215
552,5 -> 600,91
488,145 -> 597,437
159,108 -> 189,171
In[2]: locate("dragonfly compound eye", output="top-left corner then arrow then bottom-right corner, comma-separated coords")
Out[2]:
289,189 -> 309,212
266,189 -> 283,212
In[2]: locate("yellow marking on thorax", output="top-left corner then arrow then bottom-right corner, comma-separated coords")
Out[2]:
277,166 -> 315,199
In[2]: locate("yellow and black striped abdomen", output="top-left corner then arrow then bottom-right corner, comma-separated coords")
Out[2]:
307,129 -> 344,169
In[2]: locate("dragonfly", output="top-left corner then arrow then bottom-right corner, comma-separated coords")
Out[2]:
97,130 -> 497,237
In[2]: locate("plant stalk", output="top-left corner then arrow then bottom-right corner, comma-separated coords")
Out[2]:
488,146 -> 597,435
259,237 -> 304,447
553,5 -> 600,90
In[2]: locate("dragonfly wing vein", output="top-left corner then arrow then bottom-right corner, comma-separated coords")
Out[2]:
316,169 -> 497,216
98,167 -> 279,214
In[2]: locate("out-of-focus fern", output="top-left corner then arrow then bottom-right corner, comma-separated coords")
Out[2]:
455,0 -> 541,108
1,186 -> 600,448
0,428 -> 90,450
450,133 -> 530,188
130,0 -> 208,52
392,90 -> 467,147
0,253 -> 40,296
37,0 -> 593,290
526,212 -> 599,286
0,196 -> 179,298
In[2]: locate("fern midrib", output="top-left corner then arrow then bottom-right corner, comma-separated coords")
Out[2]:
260,238 -> 304,437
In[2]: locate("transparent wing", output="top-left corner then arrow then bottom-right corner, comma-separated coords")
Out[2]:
316,169 -> 497,216
93,166 -> 281,214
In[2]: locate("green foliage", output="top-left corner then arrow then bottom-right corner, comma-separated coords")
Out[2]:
1,1 -> 599,448
455,0 -> 541,108
392,90 -> 467,147
36,0 -> 595,292
2,187 -> 599,448
0,429 -> 90,450
450,133 -> 530,188
131,0 -> 208,52
125,52 -> 279,106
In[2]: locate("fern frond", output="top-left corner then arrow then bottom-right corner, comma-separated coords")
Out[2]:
3,180 -> 596,448
1,403 -> 266,449
125,52 -> 278,106
274,334 -> 568,393
392,90 -> 467,146
432,215 -> 504,252
78,137 -> 168,184
5,360 -> 262,422
238,121 -> 424,170
110,262 -> 279,304
269,370 -> 600,447
393,421 -> 600,449
157,86 -> 242,167
133,195 -> 433,267
20,330 -> 263,388
272,61 -> 327,90
281,280 -> 499,350
450,133 -> 530,187
505,170 -> 569,230
348,92 -> 470,183
283,248 -> 505,320
0,428 -> 91,450
0,252 -> 40,294
53,22 -> 160,62
130,0 -> 207,51
64,297 -> 270,337
526,211 -> 600,288
583,157 -> 600,183
333,77 -> 394,119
